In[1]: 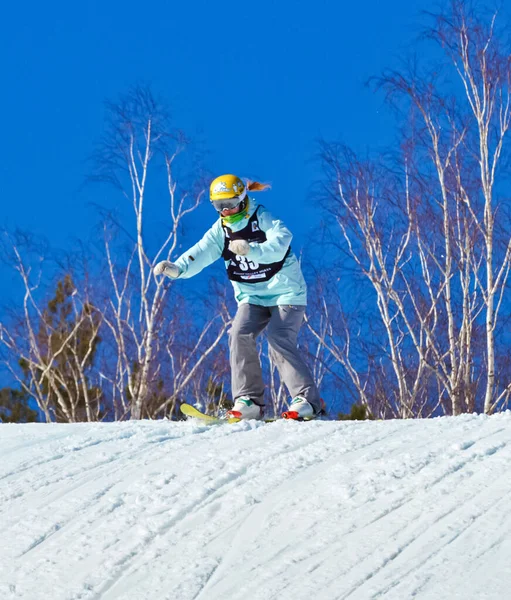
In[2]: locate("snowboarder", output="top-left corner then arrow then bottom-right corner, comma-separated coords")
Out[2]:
154,174 -> 321,420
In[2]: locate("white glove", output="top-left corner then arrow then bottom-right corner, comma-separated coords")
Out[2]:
154,261 -> 180,279
228,239 -> 250,256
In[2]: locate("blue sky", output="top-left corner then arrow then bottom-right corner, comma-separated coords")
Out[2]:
0,0 -> 429,267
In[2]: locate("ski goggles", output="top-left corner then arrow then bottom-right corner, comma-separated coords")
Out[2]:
211,196 -> 244,212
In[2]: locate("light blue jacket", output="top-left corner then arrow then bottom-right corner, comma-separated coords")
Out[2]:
174,200 -> 307,306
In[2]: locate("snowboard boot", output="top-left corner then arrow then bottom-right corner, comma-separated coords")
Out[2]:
227,397 -> 264,420
282,396 -> 315,420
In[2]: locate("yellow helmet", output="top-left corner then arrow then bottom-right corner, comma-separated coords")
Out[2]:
210,174 -> 246,202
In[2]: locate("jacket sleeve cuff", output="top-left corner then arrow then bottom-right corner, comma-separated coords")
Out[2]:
173,258 -> 187,277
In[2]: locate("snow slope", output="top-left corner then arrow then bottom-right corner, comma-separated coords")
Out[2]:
1,413 -> 511,600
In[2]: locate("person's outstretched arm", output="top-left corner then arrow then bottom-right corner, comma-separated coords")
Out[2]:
154,221 -> 223,279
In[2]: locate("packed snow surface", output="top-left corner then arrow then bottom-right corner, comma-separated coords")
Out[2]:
1,413 -> 511,600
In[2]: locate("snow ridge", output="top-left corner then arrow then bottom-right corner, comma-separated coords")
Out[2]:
1,413 -> 511,600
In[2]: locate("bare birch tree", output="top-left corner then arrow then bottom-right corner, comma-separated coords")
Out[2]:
432,3 -> 511,413
314,1 -> 511,416
90,85 -> 229,419
378,2 -> 511,413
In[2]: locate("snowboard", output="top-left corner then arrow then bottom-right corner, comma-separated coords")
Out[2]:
180,403 -> 241,424
180,403 -> 318,423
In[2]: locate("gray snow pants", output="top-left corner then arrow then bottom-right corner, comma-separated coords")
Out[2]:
229,303 -> 321,413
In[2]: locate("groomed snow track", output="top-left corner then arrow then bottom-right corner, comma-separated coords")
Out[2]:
1,413 -> 511,599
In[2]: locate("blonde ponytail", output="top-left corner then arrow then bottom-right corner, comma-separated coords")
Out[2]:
246,180 -> 271,192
